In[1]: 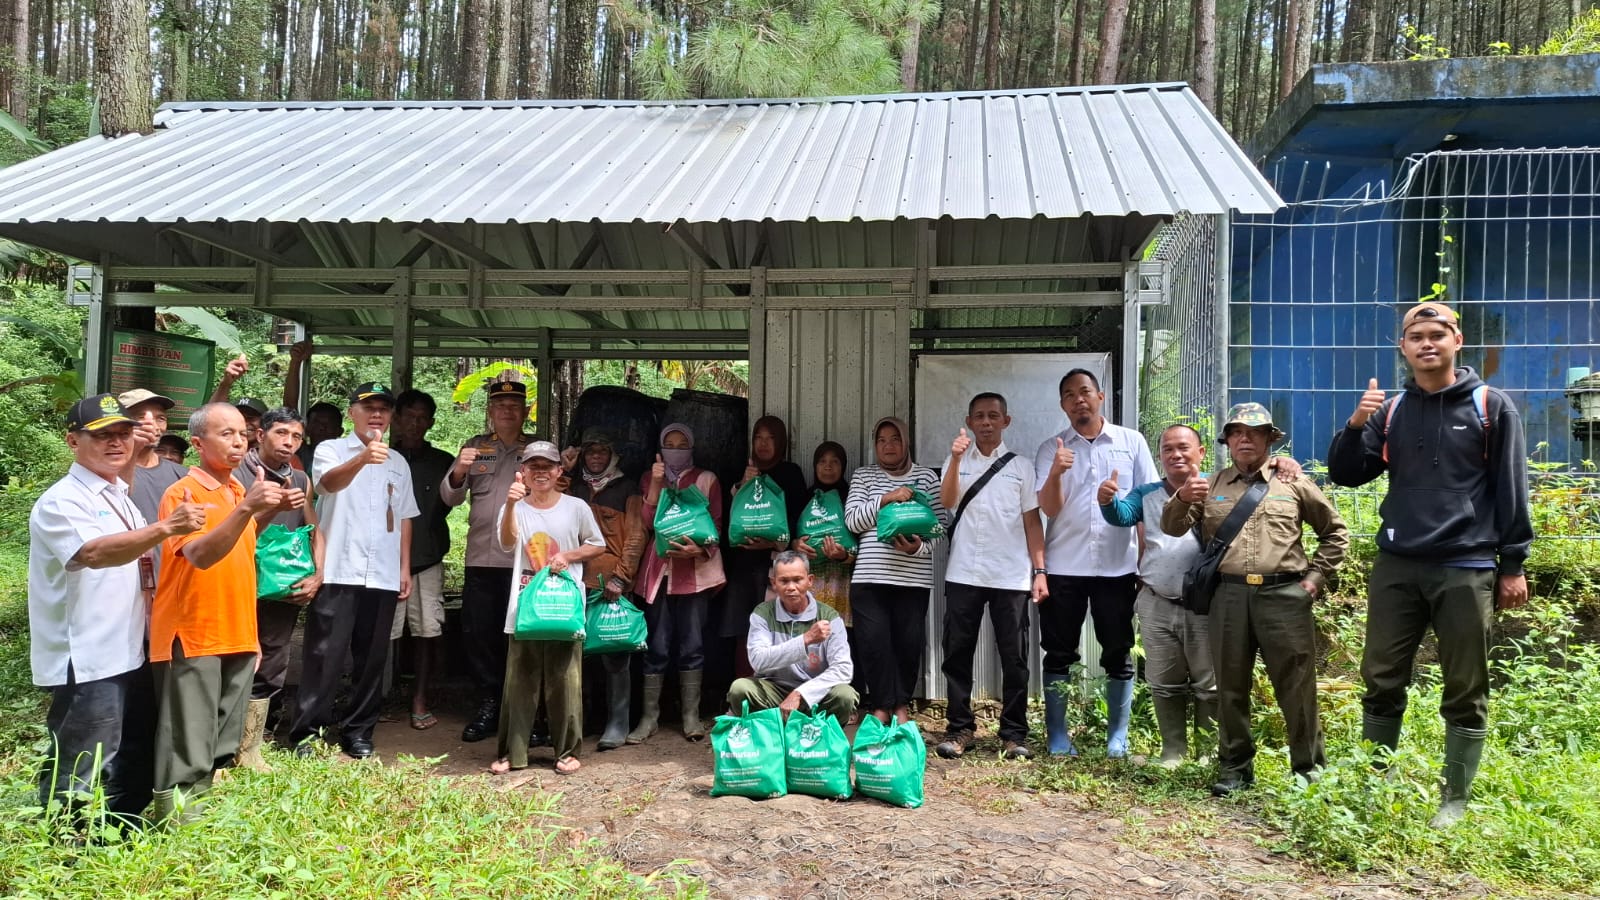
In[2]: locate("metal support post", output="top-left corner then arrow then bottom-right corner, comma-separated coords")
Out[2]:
391,282 -> 414,390
1213,213 -> 1232,468
82,263 -> 114,395
1120,257 -> 1141,428
535,327 -> 554,439
747,266 -> 767,416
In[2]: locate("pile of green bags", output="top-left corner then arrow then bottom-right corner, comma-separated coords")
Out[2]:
708,705 -> 925,808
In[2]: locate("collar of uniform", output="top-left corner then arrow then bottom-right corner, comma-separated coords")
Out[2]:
67,461 -> 127,495
774,593 -> 819,622
1064,419 -> 1111,446
341,432 -> 369,451
1220,465 -> 1267,485
477,433 -> 532,451
970,441 -> 1011,460
187,465 -> 227,491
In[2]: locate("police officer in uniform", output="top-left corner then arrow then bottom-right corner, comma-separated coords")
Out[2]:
1161,403 -> 1349,797
440,380 -> 534,742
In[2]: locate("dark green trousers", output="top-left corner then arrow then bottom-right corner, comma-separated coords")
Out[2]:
152,640 -> 254,795
726,678 -> 860,722
497,638 -> 582,768
1210,580 -> 1325,779
1361,552 -> 1495,731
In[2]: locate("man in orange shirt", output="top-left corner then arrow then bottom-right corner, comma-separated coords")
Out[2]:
150,403 -> 295,822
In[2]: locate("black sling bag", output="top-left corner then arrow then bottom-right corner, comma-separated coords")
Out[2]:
1180,477 -> 1271,615
948,452 -> 1017,535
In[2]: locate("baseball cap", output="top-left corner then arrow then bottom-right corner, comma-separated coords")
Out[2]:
487,380 -> 528,400
520,441 -> 562,464
117,388 -> 175,410
234,396 -> 269,417
1219,402 -> 1285,443
348,382 -> 396,405
1400,302 -> 1460,334
579,428 -> 614,448
67,393 -> 135,432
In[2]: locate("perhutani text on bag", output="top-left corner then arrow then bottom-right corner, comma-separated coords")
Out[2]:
729,475 -> 790,545
653,485 -> 720,555
797,489 -> 857,554
513,566 -> 587,641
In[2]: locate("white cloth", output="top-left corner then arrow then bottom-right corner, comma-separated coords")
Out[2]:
746,593 -> 854,707
313,434 -> 420,592
1136,482 -> 1201,599
940,442 -> 1037,591
1034,422 -> 1158,577
499,493 -> 606,634
842,464 -> 946,588
27,463 -> 149,686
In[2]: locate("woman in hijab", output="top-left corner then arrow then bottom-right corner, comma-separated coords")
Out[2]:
843,417 -> 948,727
719,415 -> 810,673
629,423 -> 725,743
795,441 -> 855,622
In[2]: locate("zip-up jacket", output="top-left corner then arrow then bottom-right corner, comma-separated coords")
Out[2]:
1326,366 -> 1532,576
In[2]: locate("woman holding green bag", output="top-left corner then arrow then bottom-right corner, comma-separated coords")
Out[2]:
492,442 -> 605,776
794,441 -> 857,703
630,424 -> 726,743
721,416 -> 809,678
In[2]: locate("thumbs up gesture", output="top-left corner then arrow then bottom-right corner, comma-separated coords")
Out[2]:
560,445 -> 580,471
1349,377 -> 1387,429
1177,469 -> 1210,504
279,483 -> 306,511
507,470 -> 528,504
1052,436 -> 1075,473
1097,470 -> 1120,505
741,457 -> 760,485
951,427 -> 971,459
360,429 -> 390,466
650,453 -> 666,485
165,487 -> 207,535
243,466 -> 284,514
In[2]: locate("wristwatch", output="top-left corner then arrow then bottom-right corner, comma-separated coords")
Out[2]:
1031,567 -> 1047,576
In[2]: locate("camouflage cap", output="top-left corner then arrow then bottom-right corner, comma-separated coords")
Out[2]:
1219,402 -> 1285,444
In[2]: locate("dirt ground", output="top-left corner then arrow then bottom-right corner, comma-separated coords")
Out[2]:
353,690 -> 1474,900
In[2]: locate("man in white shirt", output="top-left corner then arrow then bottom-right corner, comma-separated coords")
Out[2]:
1033,369 -> 1158,757
290,382 -> 419,760
935,393 -> 1048,761
28,395 -> 204,821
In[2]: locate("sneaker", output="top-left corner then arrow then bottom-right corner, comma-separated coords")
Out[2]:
1002,741 -> 1032,761
935,731 -> 975,759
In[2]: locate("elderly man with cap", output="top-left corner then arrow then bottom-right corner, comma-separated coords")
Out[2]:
562,428 -> 647,749
441,379 -> 534,743
1328,302 -> 1532,828
290,382 -> 419,760
1161,403 -> 1349,797
28,395 -> 206,822
118,388 -> 189,526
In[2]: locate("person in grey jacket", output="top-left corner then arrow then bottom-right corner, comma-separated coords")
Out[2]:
726,551 -> 858,721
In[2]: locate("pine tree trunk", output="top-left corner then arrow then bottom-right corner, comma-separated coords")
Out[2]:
961,0 -> 980,88
982,0 -> 1001,88
1048,0 -> 1061,79
458,0 -> 489,99
5,0 -> 26,120
271,0 -> 289,97
557,0 -> 596,98
1191,0 -> 1216,110
1093,0 -> 1130,83
487,0 -> 511,98
1067,0 -> 1086,82
523,0 -> 548,97
900,15 -> 921,90
95,0 -> 152,135
290,0 -> 315,98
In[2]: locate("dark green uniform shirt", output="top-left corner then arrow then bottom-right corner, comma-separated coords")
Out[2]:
1160,465 -> 1350,589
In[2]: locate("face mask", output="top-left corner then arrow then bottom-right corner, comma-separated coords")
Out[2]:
661,447 -> 694,478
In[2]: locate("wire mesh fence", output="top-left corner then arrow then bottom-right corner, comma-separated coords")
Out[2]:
1139,213 -> 1227,451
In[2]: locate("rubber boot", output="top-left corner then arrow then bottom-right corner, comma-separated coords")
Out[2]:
626,673 -> 663,744
149,788 -> 176,828
597,659 -> 632,751
679,669 -> 706,741
1105,677 -> 1134,759
1193,697 -> 1218,765
1430,725 -> 1486,829
1362,713 -> 1404,768
1151,693 -> 1190,769
1042,674 -> 1077,756
234,698 -> 273,772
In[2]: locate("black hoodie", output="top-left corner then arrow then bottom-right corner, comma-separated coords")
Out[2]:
1326,367 -> 1532,575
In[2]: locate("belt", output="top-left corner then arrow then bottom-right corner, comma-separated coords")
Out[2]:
1220,572 -> 1303,586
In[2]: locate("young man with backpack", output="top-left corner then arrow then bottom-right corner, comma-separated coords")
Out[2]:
1327,301 -> 1533,828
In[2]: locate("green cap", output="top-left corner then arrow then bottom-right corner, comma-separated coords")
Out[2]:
1219,402 -> 1284,443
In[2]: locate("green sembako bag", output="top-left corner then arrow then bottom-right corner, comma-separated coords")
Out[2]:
728,474 -> 790,545
653,485 -> 720,556
255,523 -> 316,602
796,488 -> 857,555
583,591 -> 648,655
512,566 -> 587,642
874,490 -> 944,544
851,717 -> 927,808
783,708 -> 852,800
709,702 -> 788,800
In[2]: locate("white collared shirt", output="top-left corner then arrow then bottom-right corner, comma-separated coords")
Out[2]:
314,434 -> 420,592
941,442 -> 1038,591
27,463 -> 149,686
1034,421 -> 1158,577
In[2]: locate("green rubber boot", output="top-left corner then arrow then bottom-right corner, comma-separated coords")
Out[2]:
1430,725 -> 1486,829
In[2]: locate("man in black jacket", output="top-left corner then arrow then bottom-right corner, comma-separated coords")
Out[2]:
1327,301 -> 1533,829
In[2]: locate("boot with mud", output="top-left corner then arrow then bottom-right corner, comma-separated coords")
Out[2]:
1430,725 -> 1486,829
679,669 -> 706,741
597,657 -> 632,751
234,697 -> 274,772
626,673 -> 663,744
1150,693 -> 1190,769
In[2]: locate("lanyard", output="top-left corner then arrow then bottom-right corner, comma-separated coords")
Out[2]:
98,486 -> 156,600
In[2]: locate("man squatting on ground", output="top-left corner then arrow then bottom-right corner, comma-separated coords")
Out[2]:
936,392 -> 1047,761
28,395 -> 205,821
151,402 -> 297,821
726,551 -> 859,722
1162,403 -> 1350,797
441,380 -> 534,744
1326,301 -> 1533,828
292,382 -> 418,760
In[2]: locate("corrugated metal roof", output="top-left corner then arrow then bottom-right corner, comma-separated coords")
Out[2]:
0,85 -> 1281,226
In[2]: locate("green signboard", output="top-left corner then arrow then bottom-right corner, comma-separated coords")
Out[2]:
109,328 -> 216,426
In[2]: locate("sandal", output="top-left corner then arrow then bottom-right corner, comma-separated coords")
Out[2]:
554,756 -> 582,775
488,758 -> 515,775
410,711 -> 439,731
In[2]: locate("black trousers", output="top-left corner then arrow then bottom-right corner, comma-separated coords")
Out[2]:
253,598 -> 302,700
849,582 -> 930,712
941,581 -> 1031,744
1039,573 -> 1139,681
289,583 -> 397,745
461,566 -> 514,701
39,664 -> 155,818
